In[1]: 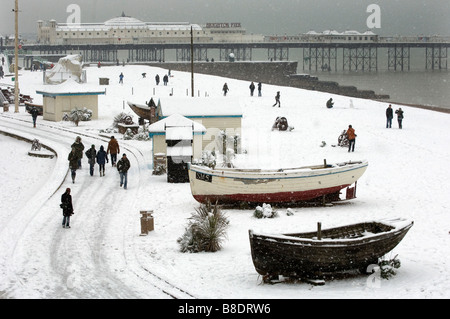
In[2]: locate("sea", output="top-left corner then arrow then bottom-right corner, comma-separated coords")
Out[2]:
292,48 -> 450,110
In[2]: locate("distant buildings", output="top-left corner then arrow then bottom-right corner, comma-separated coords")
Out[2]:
36,12 -> 264,45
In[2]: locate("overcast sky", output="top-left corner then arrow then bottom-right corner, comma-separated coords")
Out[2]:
1,0 -> 449,36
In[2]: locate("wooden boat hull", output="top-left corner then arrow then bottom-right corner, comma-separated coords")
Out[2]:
249,219 -> 413,277
188,161 -> 368,204
127,101 -> 156,123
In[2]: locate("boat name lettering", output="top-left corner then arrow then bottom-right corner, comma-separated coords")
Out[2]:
196,172 -> 212,183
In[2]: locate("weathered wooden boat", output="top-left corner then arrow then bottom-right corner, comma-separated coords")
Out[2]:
127,101 -> 157,123
249,218 -> 413,280
25,102 -> 43,115
188,160 -> 368,205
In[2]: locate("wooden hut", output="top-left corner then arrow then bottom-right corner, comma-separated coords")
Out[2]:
36,80 -> 105,122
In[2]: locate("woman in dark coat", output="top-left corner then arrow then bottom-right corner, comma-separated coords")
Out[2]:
96,145 -> 109,176
61,188 -> 74,228
85,144 -> 97,176
68,147 -> 79,183
395,108 -> 404,129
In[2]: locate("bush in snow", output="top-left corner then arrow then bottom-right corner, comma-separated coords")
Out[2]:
63,107 -> 92,126
178,201 -> 229,253
253,203 -> 278,219
286,208 -> 295,216
113,112 -> 134,128
378,255 -> 401,279
123,125 -> 150,141
200,150 -> 216,169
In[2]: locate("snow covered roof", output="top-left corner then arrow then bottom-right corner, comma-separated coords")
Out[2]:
148,113 -> 206,134
36,79 -> 106,96
159,97 -> 243,118
54,13 -> 202,32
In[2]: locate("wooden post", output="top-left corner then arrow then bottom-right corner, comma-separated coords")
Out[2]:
14,0 -> 19,113
323,159 -> 327,167
317,222 -> 322,240
190,26 -> 194,97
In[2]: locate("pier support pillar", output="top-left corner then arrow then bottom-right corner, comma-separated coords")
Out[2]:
267,47 -> 288,61
303,46 -> 337,71
426,45 -> 448,70
343,47 -> 377,71
388,46 -> 410,71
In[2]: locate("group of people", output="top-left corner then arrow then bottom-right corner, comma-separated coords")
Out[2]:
155,73 -> 170,86
62,135 -> 131,228
339,103 -> 405,153
68,135 -> 127,182
386,104 -> 404,129
222,82 -> 263,97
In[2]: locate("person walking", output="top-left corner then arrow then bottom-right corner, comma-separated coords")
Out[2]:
346,125 -> 357,152
117,153 -> 131,189
386,104 -> 394,128
222,83 -> 229,96
30,106 -> 39,128
71,136 -> 85,169
85,144 -> 97,176
107,136 -> 120,167
258,82 -> 262,97
395,108 -> 404,129
249,82 -> 255,96
119,72 -> 124,84
155,74 -> 160,85
68,147 -> 79,183
273,91 -> 281,107
61,188 -> 74,228
96,145 -> 108,176
163,74 -> 169,86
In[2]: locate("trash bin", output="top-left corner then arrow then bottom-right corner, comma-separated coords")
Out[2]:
3,102 -> 9,112
140,210 -> 154,236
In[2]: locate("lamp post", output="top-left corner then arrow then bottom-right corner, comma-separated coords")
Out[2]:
14,0 -> 19,113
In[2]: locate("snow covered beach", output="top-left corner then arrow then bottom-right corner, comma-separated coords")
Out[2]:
1,62 -> 450,299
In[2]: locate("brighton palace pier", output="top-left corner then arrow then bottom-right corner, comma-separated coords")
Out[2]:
2,13 -> 450,71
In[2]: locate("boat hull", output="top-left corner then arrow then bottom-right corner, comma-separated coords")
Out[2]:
249,220 -> 413,277
188,161 -> 368,204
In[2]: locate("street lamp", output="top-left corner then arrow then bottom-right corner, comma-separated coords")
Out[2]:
13,0 -> 19,113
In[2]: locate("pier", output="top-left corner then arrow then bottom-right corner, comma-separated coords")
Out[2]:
2,35 -> 449,71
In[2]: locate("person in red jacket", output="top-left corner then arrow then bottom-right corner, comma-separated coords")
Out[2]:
107,136 -> 120,166
346,125 -> 357,152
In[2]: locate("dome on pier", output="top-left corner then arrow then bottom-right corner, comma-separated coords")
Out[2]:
104,12 -> 146,27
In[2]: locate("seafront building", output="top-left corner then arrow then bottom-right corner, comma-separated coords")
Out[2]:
36,12 -> 264,45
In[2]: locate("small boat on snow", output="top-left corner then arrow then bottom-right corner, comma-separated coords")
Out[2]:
188,160 -> 368,205
127,101 -> 157,123
249,218 -> 413,280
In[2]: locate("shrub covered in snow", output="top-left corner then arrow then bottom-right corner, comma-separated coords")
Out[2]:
178,202 -> 229,253
253,203 -> 278,219
113,112 -> 134,128
63,107 -> 92,126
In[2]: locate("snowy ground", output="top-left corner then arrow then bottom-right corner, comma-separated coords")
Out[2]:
1,59 -> 450,300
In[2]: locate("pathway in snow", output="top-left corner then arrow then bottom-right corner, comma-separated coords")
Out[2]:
0,114 -> 195,298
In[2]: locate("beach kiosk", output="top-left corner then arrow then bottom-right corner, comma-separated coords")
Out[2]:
36,80 -> 105,122
149,114 -> 206,180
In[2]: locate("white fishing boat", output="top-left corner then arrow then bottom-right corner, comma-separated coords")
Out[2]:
188,160 -> 368,205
